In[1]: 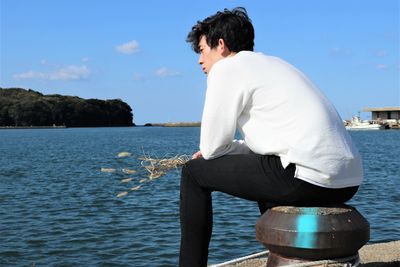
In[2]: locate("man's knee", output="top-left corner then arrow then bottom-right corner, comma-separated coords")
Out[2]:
181,159 -> 198,180
181,158 -> 205,186
183,158 -> 205,174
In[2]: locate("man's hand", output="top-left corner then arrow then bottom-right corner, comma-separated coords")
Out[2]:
192,150 -> 203,159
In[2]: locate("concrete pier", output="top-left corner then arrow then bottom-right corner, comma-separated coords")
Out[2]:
212,240 -> 400,267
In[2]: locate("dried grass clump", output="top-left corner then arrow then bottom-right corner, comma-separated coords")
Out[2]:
117,191 -> 128,198
101,168 -> 116,173
121,178 -> 133,183
115,153 -> 190,197
130,185 -> 141,191
117,152 -> 131,158
140,154 -> 190,180
122,168 -> 137,174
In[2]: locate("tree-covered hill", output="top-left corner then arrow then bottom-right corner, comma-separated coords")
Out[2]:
0,88 -> 134,127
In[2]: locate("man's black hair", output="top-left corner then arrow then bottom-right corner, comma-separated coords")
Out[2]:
187,7 -> 254,53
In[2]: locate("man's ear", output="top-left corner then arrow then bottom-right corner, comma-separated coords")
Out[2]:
217,38 -> 230,56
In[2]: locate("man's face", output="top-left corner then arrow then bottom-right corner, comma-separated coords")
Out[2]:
198,35 -> 224,75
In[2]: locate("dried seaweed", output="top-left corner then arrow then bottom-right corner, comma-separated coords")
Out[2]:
139,154 -> 190,180
114,153 -> 191,197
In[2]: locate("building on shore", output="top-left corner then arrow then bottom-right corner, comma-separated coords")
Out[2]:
362,107 -> 400,128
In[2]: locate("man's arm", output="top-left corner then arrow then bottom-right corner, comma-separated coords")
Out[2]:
199,63 -> 251,159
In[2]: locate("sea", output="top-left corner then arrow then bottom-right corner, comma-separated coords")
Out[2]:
0,127 -> 399,266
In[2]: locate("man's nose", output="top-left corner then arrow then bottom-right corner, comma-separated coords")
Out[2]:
198,55 -> 203,65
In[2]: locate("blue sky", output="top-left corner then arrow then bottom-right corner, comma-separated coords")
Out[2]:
1,0 -> 399,124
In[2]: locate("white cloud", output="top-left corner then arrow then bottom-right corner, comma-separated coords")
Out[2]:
376,64 -> 388,70
115,40 -> 140,54
154,67 -> 180,78
376,50 -> 387,57
13,65 -> 90,81
13,71 -> 40,80
330,47 -> 351,56
133,72 -> 145,81
81,57 -> 90,62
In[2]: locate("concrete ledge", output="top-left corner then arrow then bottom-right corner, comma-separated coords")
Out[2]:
215,240 -> 400,267
359,241 -> 400,267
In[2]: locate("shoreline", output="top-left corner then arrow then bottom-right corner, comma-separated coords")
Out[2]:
144,122 -> 201,127
0,125 -> 136,129
0,126 -> 67,129
0,122 -> 201,129
2,123 -> 398,129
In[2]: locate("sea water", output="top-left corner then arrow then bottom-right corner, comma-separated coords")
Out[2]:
0,127 -> 399,266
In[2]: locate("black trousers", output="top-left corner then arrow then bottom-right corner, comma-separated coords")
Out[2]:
179,154 -> 358,267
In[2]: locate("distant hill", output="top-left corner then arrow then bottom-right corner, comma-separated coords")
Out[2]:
0,88 -> 134,127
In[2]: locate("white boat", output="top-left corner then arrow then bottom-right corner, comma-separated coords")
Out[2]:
345,115 -> 384,130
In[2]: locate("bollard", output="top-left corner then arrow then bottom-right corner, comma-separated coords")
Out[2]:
256,205 -> 370,267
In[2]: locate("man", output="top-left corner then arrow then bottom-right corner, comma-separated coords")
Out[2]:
180,7 -> 363,267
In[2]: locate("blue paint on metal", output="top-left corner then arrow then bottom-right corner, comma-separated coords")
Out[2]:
294,208 -> 319,249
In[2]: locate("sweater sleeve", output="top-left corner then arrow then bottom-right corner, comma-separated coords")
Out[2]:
199,62 -> 251,159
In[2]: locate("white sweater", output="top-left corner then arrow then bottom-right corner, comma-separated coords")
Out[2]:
200,51 -> 363,188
